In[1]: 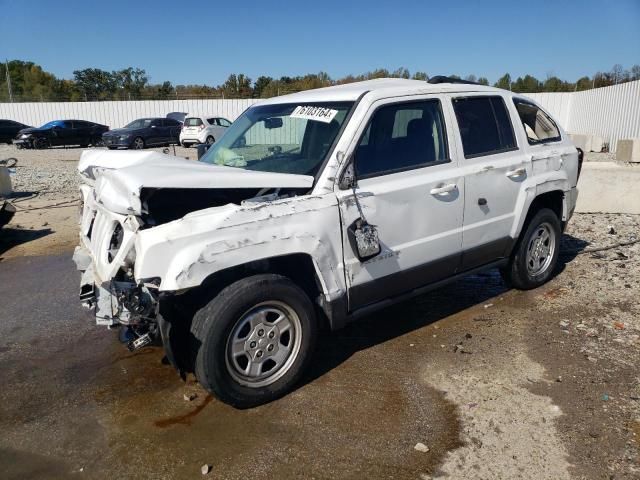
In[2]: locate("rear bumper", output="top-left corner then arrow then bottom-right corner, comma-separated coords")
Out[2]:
179,132 -> 207,144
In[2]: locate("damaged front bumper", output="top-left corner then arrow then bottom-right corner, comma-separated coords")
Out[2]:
74,245 -> 159,326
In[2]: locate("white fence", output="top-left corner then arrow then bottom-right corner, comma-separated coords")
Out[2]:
526,80 -> 640,153
1,80 -> 639,152
0,99 -> 259,130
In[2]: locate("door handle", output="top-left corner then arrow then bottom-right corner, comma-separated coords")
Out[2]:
430,183 -> 457,195
506,167 -> 526,178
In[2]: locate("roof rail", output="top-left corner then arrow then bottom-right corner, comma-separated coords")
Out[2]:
428,75 -> 480,85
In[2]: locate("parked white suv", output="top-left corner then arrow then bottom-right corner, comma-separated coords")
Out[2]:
179,114 -> 232,147
74,77 -> 581,407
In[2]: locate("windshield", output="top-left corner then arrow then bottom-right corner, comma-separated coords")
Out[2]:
40,120 -> 64,129
125,119 -> 153,129
199,102 -> 353,176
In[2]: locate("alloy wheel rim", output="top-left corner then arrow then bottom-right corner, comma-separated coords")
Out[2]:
225,301 -> 302,388
134,138 -> 143,149
526,222 -> 556,276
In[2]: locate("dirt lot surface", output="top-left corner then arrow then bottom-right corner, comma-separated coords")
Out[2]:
0,144 -> 639,479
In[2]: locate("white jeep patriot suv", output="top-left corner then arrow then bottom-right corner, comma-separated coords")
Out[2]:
74,77 -> 581,407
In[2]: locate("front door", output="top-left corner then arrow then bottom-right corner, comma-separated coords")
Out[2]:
337,96 -> 465,311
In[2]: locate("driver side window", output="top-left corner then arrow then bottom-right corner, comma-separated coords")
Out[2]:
355,99 -> 449,179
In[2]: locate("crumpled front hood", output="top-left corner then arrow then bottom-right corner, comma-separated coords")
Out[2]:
81,149 -> 314,215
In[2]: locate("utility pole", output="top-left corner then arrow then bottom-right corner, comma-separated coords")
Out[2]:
5,59 -> 13,103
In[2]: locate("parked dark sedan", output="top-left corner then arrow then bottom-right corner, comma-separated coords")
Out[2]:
0,119 -> 31,144
13,120 -> 109,149
102,117 -> 181,149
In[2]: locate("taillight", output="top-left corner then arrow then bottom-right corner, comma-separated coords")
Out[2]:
199,124 -> 205,130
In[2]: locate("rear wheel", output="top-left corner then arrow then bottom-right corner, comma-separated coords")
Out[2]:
132,137 -> 145,150
500,208 -> 561,290
190,274 -> 317,408
91,136 -> 104,147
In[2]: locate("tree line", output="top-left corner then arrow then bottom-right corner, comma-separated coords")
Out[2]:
1,60 -> 639,102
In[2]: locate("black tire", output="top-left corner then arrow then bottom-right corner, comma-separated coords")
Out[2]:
190,274 -> 317,408
181,142 -> 189,148
131,137 -> 145,150
500,208 -> 561,290
91,136 -> 104,147
33,137 -> 49,149
206,135 -> 215,145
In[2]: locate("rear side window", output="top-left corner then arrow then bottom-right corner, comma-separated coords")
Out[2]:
165,118 -> 180,126
355,99 -> 449,178
185,117 -> 203,127
452,96 -> 517,158
513,99 -> 561,144
207,118 -> 218,125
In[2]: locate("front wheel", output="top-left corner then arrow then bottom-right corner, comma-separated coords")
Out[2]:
131,137 -> 145,150
190,274 -> 317,408
206,135 -> 215,145
33,137 -> 49,149
500,208 -> 561,290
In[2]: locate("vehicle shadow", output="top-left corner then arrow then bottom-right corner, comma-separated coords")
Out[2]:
557,232 -> 590,274
304,269 -> 508,387
302,232 -> 590,388
0,226 -> 52,259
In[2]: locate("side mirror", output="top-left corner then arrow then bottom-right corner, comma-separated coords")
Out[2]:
348,219 -> 381,261
264,117 -> 283,129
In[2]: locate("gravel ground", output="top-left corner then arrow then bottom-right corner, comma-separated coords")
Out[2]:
1,144 -> 198,200
0,143 -> 639,478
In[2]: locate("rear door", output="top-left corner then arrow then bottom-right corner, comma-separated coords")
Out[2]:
336,96 -> 465,310
449,94 -> 527,270
183,117 -> 203,138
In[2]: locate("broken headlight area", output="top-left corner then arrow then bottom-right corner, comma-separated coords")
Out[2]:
80,272 -> 160,326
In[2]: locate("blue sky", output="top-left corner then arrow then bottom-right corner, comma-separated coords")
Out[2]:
1,0 -> 638,85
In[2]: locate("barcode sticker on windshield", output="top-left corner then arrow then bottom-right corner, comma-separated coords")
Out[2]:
291,106 -> 338,123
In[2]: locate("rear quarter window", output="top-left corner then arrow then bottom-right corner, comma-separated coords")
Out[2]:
513,98 -> 561,144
